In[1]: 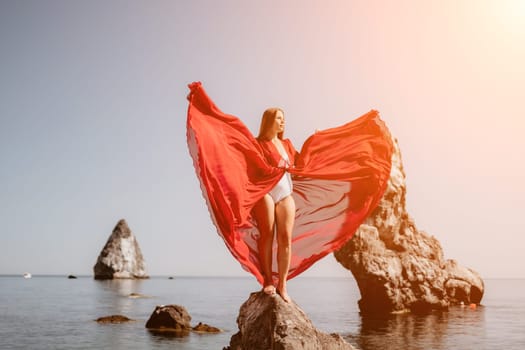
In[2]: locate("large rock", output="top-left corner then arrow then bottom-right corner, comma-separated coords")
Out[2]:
334,138 -> 484,314
225,292 -> 355,350
93,219 -> 148,280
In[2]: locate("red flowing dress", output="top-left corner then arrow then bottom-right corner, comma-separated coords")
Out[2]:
186,82 -> 393,285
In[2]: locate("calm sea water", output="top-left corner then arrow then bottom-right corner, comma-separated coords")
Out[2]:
0,276 -> 524,349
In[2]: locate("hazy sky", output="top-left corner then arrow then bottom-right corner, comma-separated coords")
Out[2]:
1,0 -> 524,279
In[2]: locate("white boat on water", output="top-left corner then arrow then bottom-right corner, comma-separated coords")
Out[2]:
23,272 -> 32,279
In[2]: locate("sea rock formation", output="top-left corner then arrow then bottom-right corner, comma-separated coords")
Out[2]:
334,138 -> 484,314
225,292 -> 355,350
93,219 -> 148,280
145,305 -> 192,334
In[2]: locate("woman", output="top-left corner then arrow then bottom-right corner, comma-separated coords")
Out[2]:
186,82 -> 393,303
253,108 -> 297,302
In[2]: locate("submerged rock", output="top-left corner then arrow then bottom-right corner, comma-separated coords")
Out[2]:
192,322 -> 222,333
225,291 -> 355,350
96,315 -> 134,323
334,138 -> 484,314
128,292 -> 150,299
93,219 -> 148,280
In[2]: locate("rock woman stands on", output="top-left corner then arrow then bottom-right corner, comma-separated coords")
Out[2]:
186,82 -> 393,303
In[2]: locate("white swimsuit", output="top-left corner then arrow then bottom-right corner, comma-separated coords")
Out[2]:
268,146 -> 293,203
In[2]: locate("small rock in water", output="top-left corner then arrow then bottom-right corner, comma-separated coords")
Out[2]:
96,315 -> 134,323
192,322 -> 222,333
67,275 -> 77,279
128,292 -> 149,298
145,305 -> 192,336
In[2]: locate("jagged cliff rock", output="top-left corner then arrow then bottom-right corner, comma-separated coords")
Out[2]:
225,292 -> 355,350
93,219 -> 148,280
334,138 -> 484,314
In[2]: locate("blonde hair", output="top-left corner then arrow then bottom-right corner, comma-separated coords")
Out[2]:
257,108 -> 284,140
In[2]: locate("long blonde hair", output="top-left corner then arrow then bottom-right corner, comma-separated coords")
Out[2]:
257,108 -> 284,140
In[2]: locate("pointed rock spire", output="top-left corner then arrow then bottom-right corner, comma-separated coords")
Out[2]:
93,219 -> 149,280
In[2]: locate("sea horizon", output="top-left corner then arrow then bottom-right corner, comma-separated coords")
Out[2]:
2,274 -> 524,280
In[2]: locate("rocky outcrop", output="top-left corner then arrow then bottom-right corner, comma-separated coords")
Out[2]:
334,138 -> 484,314
225,292 -> 355,350
93,219 -> 148,280
145,305 -> 192,334
145,305 -> 222,336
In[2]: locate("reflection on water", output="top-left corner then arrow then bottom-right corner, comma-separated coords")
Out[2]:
147,330 -> 192,346
94,279 -> 146,316
96,279 -> 146,296
91,279 -> 151,349
92,278 -> 233,349
346,305 -> 486,350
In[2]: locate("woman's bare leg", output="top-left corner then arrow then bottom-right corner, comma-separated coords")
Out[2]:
275,195 -> 295,302
253,194 -> 276,294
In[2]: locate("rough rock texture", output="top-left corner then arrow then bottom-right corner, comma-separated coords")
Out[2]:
334,138 -> 484,314
96,315 -> 134,323
93,219 -> 148,280
192,322 -> 222,333
145,305 -> 192,333
225,292 -> 355,350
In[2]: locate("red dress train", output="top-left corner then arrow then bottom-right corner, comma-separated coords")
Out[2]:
186,82 -> 393,285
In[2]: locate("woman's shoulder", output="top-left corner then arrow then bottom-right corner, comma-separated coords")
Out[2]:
282,138 -> 296,149
255,138 -> 273,155
256,137 -> 271,147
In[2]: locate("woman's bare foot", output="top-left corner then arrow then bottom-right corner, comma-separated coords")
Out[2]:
263,284 -> 276,295
277,288 -> 291,303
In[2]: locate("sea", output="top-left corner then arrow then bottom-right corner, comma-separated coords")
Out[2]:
0,276 -> 524,350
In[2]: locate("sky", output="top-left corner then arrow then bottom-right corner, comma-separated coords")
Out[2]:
1,0 -> 524,279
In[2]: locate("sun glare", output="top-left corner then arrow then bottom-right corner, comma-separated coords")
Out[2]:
496,0 -> 525,34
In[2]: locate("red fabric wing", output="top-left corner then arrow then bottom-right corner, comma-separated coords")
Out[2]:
186,82 -> 393,284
